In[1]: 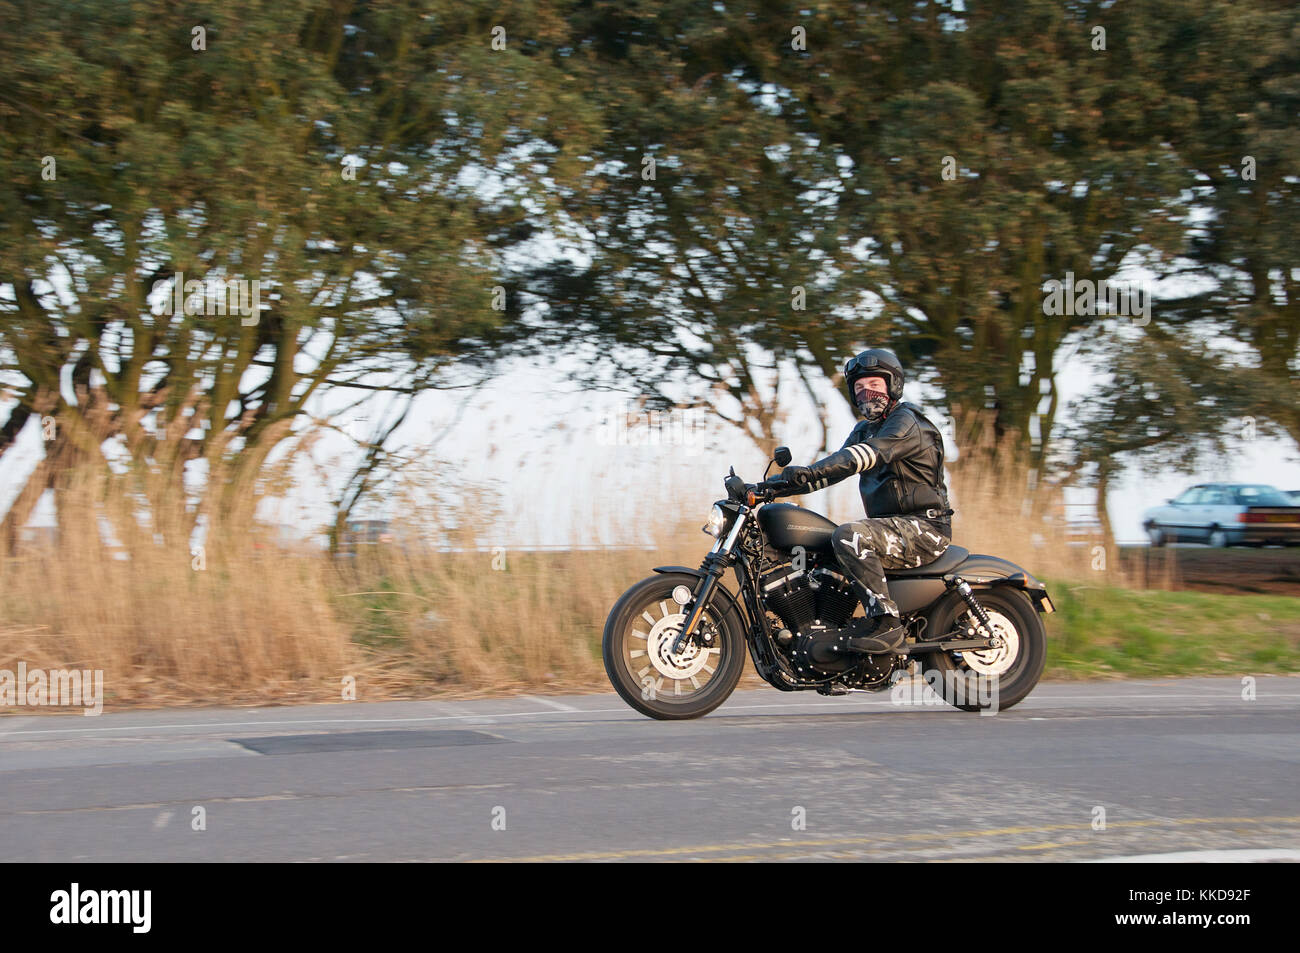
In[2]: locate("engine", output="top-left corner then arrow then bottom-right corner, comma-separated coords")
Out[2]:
758,559 -> 899,687
760,562 -> 862,675
762,563 -> 859,634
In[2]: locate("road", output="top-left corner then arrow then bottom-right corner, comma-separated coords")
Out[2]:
1,677 -> 1297,862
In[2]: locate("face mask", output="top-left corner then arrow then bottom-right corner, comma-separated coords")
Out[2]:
861,394 -> 890,421
854,376 -> 890,421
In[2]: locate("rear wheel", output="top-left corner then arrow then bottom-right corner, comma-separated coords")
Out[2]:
922,588 -> 1046,712
603,573 -> 746,720
1208,527 -> 1229,548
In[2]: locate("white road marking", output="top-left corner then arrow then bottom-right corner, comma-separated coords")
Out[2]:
521,695 -> 578,712
0,717 -> 33,736
1,691 -> 1296,739
431,702 -> 496,725
1086,848 -> 1300,863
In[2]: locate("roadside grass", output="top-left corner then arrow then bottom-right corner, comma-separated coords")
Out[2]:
1043,582 -> 1300,678
333,521 -> 710,698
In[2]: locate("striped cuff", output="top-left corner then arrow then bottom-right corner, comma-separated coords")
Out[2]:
844,442 -> 877,473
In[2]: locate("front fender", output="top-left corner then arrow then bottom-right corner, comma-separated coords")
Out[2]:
650,565 -> 748,624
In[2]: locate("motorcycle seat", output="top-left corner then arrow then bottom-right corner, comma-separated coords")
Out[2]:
885,544 -> 969,578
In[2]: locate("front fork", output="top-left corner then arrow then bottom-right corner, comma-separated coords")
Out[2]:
671,508 -> 748,654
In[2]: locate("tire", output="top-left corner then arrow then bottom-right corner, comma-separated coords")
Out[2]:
602,572 -> 747,720
921,588 -> 1047,713
1146,523 -> 1167,547
1208,527 -> 1228,548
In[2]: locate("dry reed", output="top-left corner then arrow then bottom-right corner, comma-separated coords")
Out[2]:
0,421 -> 1113,710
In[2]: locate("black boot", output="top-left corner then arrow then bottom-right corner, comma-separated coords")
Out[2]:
845,615 -> 906,654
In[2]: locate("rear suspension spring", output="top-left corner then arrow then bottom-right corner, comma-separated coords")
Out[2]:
951,578 -> 1001,647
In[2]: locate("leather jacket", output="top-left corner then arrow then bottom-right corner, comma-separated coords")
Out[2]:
793,402 -> 952,524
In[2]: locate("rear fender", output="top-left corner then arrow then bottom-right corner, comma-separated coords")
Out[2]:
947,554 -> 1055,614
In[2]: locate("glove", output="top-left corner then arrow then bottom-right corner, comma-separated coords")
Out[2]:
778,443 -> 879,495
778,465 -> 813,490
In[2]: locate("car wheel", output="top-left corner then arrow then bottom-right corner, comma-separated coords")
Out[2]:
1208,527 -> 1228,548
1146,523 -> 1167,547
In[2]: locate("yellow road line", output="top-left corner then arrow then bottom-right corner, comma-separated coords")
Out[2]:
468,815 -> 1300,863
1014,839 -> 1092,851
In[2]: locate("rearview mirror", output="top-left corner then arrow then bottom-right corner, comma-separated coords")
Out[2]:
774,446 -> 792,467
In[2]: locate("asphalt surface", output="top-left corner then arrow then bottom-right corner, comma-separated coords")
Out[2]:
1,677 -> 1298,862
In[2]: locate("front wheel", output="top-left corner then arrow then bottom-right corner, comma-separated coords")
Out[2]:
603,572 -> 747,720
922,588 -> 1047,712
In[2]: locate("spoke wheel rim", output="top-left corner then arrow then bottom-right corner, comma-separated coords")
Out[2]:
624,599 -> 722,702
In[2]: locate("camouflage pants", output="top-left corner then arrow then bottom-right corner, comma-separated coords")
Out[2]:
831,516 -> 951,618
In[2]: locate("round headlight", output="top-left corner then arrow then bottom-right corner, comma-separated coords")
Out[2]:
702,504 -> 727,538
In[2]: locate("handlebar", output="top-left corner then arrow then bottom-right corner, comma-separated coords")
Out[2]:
746,479 -> 794,505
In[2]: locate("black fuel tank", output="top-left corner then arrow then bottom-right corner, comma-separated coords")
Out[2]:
757,502 -> 837,553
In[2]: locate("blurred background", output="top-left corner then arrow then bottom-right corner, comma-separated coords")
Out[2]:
1,0 -> 1297,706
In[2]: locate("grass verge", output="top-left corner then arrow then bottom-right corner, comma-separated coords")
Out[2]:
1044,582 -> 1300,678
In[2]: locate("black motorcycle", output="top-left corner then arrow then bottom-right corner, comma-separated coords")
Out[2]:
603,446 -> 1054,719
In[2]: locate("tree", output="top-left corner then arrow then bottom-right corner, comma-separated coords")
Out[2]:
0,0 -> 597,549
1145,0 -> 1300,446
502,0 -> 868,456
1058,322 -> 1269,548
511,0 -> 1198,468
760,0 -> 1193,464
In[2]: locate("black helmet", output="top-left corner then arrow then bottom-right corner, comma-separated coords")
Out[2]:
844,348 -> 905,406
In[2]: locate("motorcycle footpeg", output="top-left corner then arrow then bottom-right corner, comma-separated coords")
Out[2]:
816,682 -> 850,696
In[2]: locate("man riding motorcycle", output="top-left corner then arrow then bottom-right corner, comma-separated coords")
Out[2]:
777,349 -> 952,655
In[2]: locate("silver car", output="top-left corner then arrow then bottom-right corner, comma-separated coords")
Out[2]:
1143,483 -> 1300,547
